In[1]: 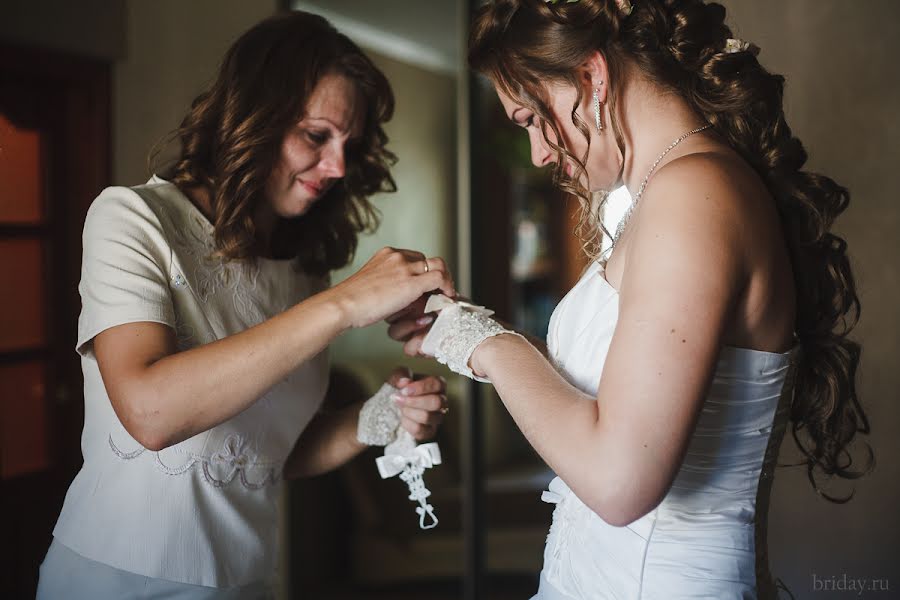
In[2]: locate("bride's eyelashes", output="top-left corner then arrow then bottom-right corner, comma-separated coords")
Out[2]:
512,112 -> 535,128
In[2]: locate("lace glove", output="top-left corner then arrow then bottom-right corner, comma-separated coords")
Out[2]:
356,383 -> 442,529
420,294 -> 524,383
357,382 -> 403,446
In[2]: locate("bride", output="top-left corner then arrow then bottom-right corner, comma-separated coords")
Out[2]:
390,0 -> 872,597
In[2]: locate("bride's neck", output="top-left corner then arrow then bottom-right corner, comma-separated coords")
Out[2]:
617,77 -> 709,195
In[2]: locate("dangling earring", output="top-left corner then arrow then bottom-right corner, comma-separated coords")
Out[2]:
593,84 -> 603,134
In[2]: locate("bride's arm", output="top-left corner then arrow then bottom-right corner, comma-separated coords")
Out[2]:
470,165 -> 745,526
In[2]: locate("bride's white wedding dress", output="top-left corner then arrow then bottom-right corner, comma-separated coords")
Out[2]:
533,261 -> 795,600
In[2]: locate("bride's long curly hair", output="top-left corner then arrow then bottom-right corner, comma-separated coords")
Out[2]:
469,0 -> 872,501
153,11 -> 396,276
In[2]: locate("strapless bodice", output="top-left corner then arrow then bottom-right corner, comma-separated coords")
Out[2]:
534,261 -> 795,600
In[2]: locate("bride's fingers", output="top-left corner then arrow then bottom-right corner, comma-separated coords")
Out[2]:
388,316 -> 433,342
385,295 -> 429,325
403,333 -> 426,357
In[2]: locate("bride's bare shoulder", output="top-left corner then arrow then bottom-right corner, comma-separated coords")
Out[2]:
642,149 -> 770,221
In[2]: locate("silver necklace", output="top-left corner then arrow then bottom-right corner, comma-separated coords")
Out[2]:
612,124 -> 712,244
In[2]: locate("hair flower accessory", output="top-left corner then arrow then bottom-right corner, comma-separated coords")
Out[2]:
724,38 -> 760,56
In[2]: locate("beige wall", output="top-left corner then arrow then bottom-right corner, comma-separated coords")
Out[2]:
719,1 -> 900,595
113,0 -> 279,184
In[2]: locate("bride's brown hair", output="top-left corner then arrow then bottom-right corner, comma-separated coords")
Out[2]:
154,11 -> 396,276
469,0 -> 872,501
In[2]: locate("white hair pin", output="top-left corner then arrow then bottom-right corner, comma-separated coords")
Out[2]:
724,38 -> 760,56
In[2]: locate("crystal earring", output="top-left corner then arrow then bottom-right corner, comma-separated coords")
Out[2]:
593,85 -> 603,133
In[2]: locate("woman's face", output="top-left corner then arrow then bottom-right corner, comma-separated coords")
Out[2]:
265,72 -> 364,219
496,81 -> 621,192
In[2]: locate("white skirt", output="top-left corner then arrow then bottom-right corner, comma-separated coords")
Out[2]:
37,538 -> 273,599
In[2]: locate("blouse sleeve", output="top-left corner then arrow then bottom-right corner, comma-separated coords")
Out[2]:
76,186 -> 176,357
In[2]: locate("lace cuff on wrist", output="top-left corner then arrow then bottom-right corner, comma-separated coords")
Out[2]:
420,294 -> 523,383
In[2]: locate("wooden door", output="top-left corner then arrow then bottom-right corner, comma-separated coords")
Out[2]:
0,43 -> 110,598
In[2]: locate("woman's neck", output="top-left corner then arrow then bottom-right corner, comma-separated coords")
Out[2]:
184,185 -> 278,257
183,185 -> 215,224
617,76 -> 710,195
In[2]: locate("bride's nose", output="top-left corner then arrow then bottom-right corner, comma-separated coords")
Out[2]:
529,128 -> 553,168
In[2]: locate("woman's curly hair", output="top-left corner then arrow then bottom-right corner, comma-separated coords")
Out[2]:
153,11 -> 396,277
469,0 -> 872,502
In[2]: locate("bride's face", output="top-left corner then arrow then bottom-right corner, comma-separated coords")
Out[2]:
496,82 -> 622,193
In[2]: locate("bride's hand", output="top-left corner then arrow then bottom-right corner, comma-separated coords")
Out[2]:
328,248 -> 454,329
387,294 -> 485,357
386,295 -> 434,356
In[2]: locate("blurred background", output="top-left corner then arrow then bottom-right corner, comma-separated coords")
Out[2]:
1,1 -> 897,599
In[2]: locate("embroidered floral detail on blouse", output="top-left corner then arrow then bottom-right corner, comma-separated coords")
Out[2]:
161,205 -> 265,327
173,310 -> 196,351
108,433 -> 279,490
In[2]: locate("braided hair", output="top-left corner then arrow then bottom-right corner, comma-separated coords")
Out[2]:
469,0 -> 872,502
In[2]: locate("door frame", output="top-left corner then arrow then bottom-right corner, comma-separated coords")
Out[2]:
0,41 -> 111,597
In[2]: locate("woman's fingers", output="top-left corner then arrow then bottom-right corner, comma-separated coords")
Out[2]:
418,258 -> 455,298
385,295 -> 428,324
392,375 -> 447,440
399,404 -> 445,428
386,366 -> 413,388
334,247 -> 454,329
400,417 -> 436,441
396,375 -> 445,397
394,391 -> 446,412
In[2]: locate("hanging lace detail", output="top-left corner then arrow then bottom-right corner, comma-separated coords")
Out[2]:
375,429 -> 441,529
108,433 -> 278,490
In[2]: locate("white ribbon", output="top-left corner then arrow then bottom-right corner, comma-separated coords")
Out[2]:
374,429 -> 442,529
424,293 -> 495,317
375,442 -> 442,478
540,475 -> 572,505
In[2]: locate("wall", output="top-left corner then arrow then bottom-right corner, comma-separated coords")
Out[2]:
0,0 -> 126,61
113,0 -> 279,184
718,1 -> 900,596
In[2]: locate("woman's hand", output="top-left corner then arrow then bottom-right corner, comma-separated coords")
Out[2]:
387,367 -> 448,441
328,247 -> 454,330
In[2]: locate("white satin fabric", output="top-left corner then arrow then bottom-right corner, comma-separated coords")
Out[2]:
533,261 -> 795,600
